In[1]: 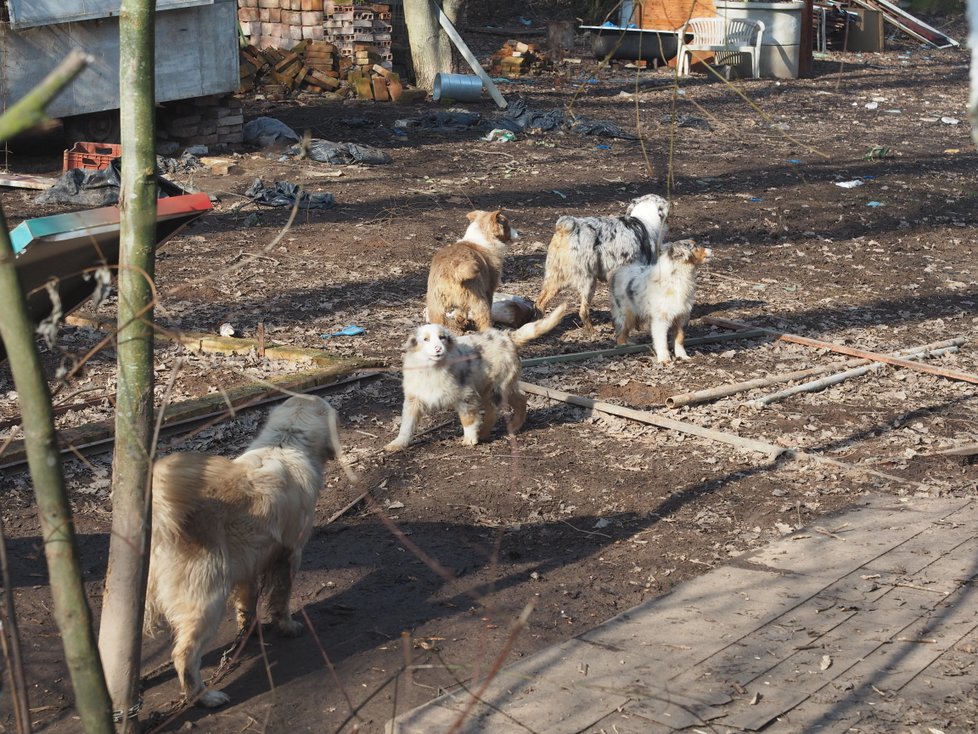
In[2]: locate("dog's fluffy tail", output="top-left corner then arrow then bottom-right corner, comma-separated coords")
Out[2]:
152,452 -> 235,538
511,303 -> 567,346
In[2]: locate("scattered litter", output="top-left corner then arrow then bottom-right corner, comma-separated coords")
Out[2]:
884,109 -> 902,114
551,189 -> 567,199
219,323 -> 236,338
242,116 -> 301,148
835,179 -> 865,189
749,197 -> 763,202
245,178 -> 335,209
594,518 -> 611,529
820,654 -> 833,671
287,139 -> 391,165
35,158 -> 187,207
492,96 -> 637,139
864,146 -> 891,160
867,201 -> 884,207
483,128 -> 517,142
944,148 -> 960,154
596,144 -> 611,150
940,116 -> 960,125
156,152 -> 204,174
865,101 -> 879,110
787,158 -> 803,164
663,112 -> 711,130
322,325 -> 365,338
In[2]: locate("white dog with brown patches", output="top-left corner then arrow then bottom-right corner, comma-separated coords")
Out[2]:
426,210 -> 519,332
609,240 -> 712,362
385,305 -> 567,451
145,394 -> 344,708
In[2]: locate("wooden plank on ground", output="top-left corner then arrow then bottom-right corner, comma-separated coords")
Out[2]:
390,497 -> 973,734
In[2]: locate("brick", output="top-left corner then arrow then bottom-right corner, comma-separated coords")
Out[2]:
258,0 -> 279,8
289,25 -> 304,40
268,7 -> 281,22
259,7 -> 270,21
303,25 -> 325,39
301,0 -> 323,9
238,7 -> 260,21
371,75 -> 388,101
301,11 -> 323,24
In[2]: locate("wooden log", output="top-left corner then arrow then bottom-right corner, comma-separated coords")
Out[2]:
704,317 -> 978,385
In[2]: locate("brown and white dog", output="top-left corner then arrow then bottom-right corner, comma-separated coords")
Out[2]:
535,193 -> 669,331
609,240 -> 712,362
425,210 -> 518,332
385,304 -> 567,451
144,394 -> 344,707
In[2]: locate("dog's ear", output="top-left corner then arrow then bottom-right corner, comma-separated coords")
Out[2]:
692,246 -> 712,265
490,211 -> 509,239
466,210 -> 481,222
404,333 -> 419,351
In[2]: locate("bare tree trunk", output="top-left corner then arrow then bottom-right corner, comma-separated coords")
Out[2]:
97,0 -> 157,725
438,0 -> 465,74
969,0 -> 978,150
0,52 -> 114,734
404,0 -> 446,90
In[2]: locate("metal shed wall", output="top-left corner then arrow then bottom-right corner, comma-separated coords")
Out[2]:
0,0 -> 238,119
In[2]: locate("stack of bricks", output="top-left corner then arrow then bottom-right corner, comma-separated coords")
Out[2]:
158,95 -> 245,147
239,41 -> 343,97
238,0 -> 327,50
324,2 -> 394,70
489,40 -> 551,78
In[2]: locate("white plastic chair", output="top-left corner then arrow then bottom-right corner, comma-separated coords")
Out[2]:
676,17 -> 766,79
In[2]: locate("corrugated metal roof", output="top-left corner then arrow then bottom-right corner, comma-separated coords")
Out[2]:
7,0 -> 213,30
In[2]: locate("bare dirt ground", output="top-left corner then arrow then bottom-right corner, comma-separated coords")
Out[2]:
1,15 -> 977,733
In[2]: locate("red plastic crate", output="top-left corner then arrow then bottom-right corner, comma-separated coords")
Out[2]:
63,142 -> 122,172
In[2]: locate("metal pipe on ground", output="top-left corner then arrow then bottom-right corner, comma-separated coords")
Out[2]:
703,317 -> 978,385
665,337 -> 966,409
749,342 -> 962,408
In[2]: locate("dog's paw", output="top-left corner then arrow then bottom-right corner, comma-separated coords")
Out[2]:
277,618 -> 304,637
197,689 -> 231,708
384,440 -> 407,453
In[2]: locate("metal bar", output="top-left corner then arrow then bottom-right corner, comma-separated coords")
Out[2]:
667,337 -> 966,409
521,381 -> 930,489
703,317 -> 978,385
433,1 -> 508,109
520,381 -> 786,456
751,344 -> 961,408
522,329 -> 769,368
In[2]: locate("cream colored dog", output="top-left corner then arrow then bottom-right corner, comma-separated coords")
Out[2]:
144,394 -> 343,707
386,304 -> 567,451
425,209 -> 518,332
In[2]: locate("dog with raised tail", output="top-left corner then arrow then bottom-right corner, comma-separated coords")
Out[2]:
535,193 -> 669,331
144,394 -> 347,708
426,209 -> 518,332
385,304 -> 568,451
609,240 -> 712,362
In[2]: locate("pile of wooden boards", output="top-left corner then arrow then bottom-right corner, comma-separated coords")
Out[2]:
238,38 -> 425,102
489,40 -> 551,78
239,41 -> 344,97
